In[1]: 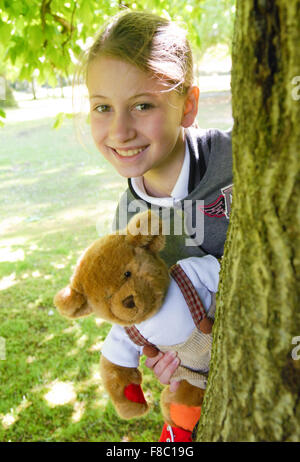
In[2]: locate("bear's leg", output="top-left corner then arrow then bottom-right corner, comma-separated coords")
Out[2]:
160,380 -> 204,432
100,355 -> 149,419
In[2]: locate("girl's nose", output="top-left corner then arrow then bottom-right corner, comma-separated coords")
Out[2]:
110,112 -> 136,143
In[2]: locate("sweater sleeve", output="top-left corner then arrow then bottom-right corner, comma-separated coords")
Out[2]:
101,324 -> 142,368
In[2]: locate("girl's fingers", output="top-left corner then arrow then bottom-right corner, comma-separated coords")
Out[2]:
144,351 -> 164,369
143,349 -> 181,385
153,351 -> 180,385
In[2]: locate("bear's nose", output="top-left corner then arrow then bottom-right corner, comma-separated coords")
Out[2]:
122,295 -> 135,308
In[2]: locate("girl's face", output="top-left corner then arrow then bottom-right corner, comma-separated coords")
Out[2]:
87,56 -> 187,179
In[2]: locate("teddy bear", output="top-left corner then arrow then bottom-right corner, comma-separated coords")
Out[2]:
54,210 -> 220,437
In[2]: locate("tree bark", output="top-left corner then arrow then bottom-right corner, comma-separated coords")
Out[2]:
197,0 -> 300,441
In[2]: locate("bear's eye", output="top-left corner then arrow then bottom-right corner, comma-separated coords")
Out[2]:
124,271 -> 131,278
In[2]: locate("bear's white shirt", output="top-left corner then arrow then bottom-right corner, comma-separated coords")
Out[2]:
101,255 -> 220,368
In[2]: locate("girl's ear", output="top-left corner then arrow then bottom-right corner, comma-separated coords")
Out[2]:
181,86 -> 200,128
125,210 -> 165,253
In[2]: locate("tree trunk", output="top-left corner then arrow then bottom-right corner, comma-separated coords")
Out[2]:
0,77 -> 18,108
196,0 -> 300,441
59,75 -> 64,98
31,77 -> 37,100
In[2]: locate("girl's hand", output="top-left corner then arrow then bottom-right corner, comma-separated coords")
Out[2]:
143,346 -> 181,392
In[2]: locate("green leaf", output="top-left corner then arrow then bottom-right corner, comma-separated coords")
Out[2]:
53,112 -> 65,129
28,25 -> 44,50
19,64 -> 32,81
78,1 -> 93,24
52,112 -> 74,129
0,21 -> 13,47
48,71 -> 57,88
0,108 -> 6,118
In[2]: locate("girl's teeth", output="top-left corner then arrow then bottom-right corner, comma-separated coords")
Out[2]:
115,147 -> 146,157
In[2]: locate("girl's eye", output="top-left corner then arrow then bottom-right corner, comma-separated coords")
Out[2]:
95,105 -> 110,113
135,103 -> 153,111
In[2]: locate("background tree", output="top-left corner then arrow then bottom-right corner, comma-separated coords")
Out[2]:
0,77 -> 17,108
197,0 -> 300,441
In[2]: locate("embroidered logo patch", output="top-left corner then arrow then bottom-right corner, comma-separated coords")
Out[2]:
198,184 -> 233,219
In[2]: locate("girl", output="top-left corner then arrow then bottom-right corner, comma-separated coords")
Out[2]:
81,10 -> 232,442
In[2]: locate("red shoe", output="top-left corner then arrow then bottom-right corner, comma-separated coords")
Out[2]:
159,423 -> 193,442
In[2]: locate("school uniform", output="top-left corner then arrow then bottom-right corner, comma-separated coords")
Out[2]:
101,128 -> 233,386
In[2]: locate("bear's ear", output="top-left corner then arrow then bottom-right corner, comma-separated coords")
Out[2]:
125,210 -> 165,253
54,286 -> 93,319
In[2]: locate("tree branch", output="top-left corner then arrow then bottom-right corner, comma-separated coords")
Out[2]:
40,0 -> 75,34
52,13 -> 75,33
41,0 -> 52,31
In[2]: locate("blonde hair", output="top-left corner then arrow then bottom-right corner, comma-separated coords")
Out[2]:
83,11 -> 194,95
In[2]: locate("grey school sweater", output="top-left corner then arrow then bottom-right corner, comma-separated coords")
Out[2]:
113,127 -> 233,267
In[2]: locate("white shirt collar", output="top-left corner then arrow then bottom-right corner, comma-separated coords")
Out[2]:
130,139 -> 190,206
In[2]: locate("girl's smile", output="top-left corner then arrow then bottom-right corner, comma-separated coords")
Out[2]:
109,145 -> 150,158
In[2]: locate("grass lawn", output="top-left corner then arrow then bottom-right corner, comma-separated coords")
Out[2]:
0,92 -> 232,442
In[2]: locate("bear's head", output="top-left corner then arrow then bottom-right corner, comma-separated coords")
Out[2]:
54,211 -> 170,326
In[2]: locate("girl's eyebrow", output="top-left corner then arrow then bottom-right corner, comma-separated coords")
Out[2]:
89,94 -> 107,100
89,91 -> 159,100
